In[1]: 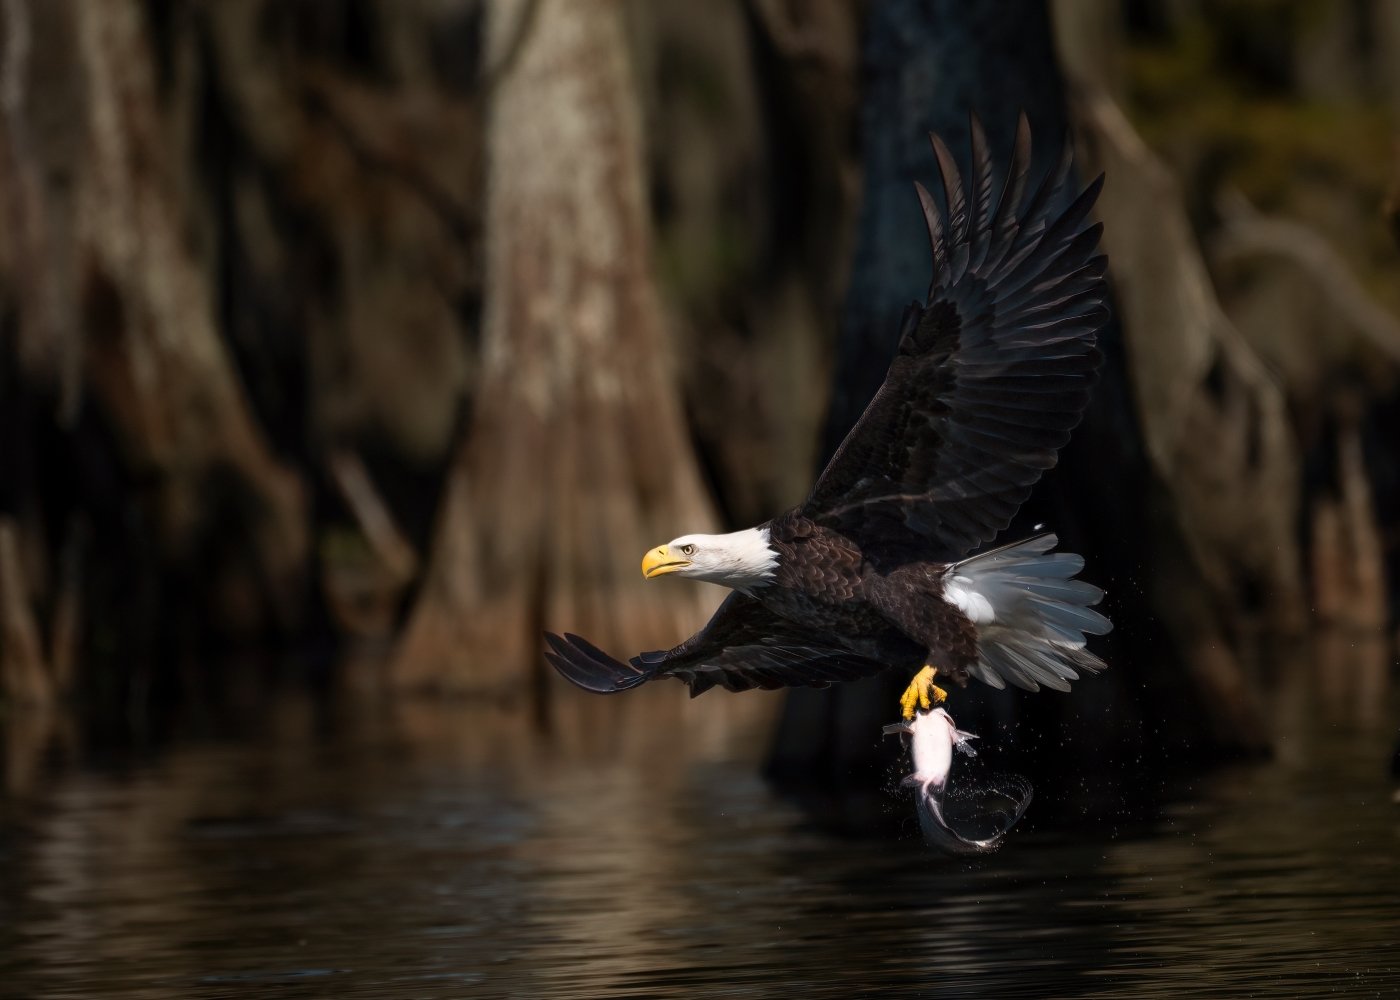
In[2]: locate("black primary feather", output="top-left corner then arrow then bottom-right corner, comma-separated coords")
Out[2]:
802,115 -> 1109,563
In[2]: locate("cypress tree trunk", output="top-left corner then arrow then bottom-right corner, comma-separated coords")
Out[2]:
392,0 -> 718,696
1,0 -> 312,698
75,1 -> 310,629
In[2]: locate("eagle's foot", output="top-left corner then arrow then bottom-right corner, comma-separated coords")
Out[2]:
899,665 -> 948,720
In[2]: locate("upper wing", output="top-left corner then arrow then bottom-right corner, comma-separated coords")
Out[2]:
544,592 -> 888,697
803,114 -> 1109,561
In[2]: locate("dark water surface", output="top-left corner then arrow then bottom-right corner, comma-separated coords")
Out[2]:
1,656 -> 1397,999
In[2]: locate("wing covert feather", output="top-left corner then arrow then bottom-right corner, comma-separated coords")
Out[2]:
545,592 -> 888,697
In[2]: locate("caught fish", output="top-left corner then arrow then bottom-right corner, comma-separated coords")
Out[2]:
884,707 -> 1032,854
883,707 -> 978,830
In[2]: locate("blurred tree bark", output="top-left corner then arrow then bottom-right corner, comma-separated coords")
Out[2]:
0,519 -> 52,706
1066,89 -> 1302,731
75,1 -> 311,630
1098,1 -> 1400,645
1056,6 -> 1309,646
1388,149 -> 1400,251
1,0 -> 313,701
391,0 -> 718,695
3,0 -> 491,694
644,0 -> 860,527
1210,194 -> 1400,633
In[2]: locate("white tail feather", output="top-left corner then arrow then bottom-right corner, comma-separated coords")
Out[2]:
944,533 -> 1111,693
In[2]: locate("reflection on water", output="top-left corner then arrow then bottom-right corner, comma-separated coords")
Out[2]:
1,644 -> 1397,999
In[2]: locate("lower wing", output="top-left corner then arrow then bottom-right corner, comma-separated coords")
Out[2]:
544,592 -> 889,697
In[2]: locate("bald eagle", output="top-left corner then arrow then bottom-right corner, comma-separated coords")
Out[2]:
545,115 -> 1112,718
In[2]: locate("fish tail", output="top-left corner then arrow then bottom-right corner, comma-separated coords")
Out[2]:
913,778 -> 951,837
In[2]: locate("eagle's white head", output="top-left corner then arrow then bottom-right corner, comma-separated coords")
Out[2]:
641,527 -> 778,590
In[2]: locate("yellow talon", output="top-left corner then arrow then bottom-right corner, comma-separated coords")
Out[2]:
900,665 -> 948,720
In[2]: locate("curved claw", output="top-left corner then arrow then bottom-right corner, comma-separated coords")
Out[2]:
899,665 -> 949,720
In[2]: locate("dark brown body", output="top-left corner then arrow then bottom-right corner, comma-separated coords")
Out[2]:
757,509 -> 980,684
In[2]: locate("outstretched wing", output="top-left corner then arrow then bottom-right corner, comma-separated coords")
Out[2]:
545,592 -> 888,697
804,114 -> 1109,561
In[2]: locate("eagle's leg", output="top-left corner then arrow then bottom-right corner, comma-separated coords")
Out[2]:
899,665 -> 949,720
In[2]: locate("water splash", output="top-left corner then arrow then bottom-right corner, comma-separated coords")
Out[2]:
884,708 -> 1034,854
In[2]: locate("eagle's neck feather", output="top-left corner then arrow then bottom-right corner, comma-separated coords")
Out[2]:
704,526 -> 779,590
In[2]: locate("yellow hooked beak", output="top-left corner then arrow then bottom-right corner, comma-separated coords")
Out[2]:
642,544 -> 690,579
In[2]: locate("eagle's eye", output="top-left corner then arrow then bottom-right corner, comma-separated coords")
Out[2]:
681,544 -> 696,556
